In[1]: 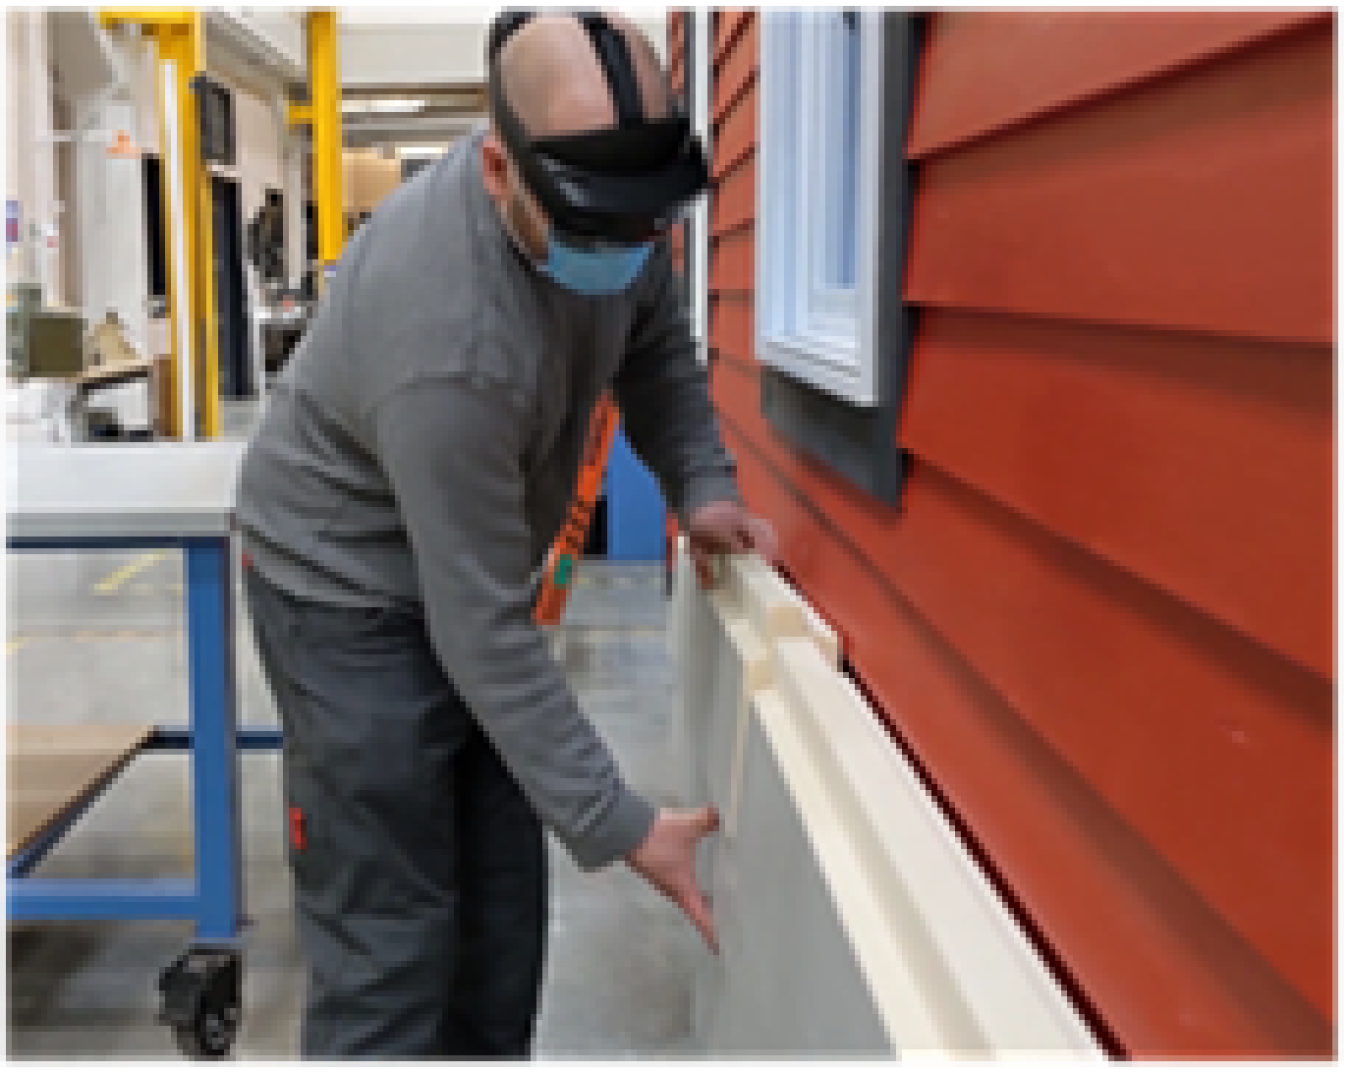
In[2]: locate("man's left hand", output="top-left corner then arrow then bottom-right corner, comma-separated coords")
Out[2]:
686,500 -> 778,589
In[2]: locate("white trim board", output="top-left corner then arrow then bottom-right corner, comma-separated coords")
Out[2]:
689,9 -> 711,365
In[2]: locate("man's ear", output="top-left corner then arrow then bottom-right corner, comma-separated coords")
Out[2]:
480,132 -> 510,203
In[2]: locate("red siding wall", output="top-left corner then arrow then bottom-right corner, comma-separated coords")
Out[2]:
699,10 -> 1333,1059
668,12 -> 686,275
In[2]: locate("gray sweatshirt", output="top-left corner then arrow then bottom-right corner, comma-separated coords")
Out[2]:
235,130 -> 739,871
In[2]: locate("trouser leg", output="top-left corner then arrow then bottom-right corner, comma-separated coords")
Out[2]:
442,724 -> 549,1057
246,569 -> 486,1057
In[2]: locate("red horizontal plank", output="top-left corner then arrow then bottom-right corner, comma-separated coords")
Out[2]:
711,77 -> 756,176
711,354 -> 1333,1026
709,229 -> 754,295
910,11 -> 1327,158
717,393 -> 1330,1056
907,22 -> 1333,346
711,156 -> 754,237
903,310 -> 1333,679
712,16 -> 757,120
709,295 -> 753,363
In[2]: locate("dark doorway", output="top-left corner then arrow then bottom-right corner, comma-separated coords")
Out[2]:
210,175 -> 252,399
142,154 -> 167,303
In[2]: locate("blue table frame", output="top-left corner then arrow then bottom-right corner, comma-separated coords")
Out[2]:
7,533 -> 279,945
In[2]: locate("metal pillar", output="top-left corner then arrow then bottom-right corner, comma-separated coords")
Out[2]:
101,9 -> 222,440
288,10 -> 345,295
308,11 -> 344,281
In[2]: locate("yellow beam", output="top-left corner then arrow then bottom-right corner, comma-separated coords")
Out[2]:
307,10 -> 345,287
100,9 -> 194,29
150,21 -> 193,438
143,16 -> 221,440
286,102 -> 313,127
196,116 -> 222,439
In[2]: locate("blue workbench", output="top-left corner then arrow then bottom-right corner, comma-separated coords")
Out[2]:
6,442 -> 277,1056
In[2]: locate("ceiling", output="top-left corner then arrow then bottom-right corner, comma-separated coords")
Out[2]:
334,13 -> 666,153
339,84 -> 486,151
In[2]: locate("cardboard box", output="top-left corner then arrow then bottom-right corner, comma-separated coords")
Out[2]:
18,307 -> 85,377
343,149 -> 401,214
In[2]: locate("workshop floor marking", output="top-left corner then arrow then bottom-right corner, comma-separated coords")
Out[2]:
94,551 -> 169,595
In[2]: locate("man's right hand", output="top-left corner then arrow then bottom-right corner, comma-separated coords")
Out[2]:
626,805 -> 721,952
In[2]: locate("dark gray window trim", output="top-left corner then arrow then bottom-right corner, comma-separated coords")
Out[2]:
760,12 -> 925,505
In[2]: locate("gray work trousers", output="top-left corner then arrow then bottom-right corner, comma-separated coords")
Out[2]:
244,565 -> 548,1058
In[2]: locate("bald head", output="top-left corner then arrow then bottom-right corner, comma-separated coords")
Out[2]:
493,13 -> 671,138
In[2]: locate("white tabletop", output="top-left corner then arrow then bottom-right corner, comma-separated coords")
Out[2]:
7,442 -> 245,542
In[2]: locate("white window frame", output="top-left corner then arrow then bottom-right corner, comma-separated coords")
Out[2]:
757,10 -> 885,408
690,9 -> 711,365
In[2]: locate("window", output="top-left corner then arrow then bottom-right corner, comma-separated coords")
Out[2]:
756,12 -> 924,501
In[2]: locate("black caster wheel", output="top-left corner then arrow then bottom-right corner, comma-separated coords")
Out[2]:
159,947 -> 242,1059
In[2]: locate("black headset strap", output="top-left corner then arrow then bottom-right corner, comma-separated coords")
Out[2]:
489,9 -> 645,128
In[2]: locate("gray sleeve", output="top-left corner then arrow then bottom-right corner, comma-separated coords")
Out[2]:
372,375 -> 656,871
610,243 -> 742,524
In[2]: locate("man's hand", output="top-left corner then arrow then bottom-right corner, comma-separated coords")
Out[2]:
687,500 -> 778,589
626,805 -> 721,952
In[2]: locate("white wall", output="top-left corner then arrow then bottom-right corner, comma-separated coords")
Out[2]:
228,79 -> 286,225
28,11 -> 288,424
6,10 -> 61,301
6,12 -> 24,210
116,27 -> 287,248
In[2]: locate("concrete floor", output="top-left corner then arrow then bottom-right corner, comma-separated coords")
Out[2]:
6,399 -> 698,1059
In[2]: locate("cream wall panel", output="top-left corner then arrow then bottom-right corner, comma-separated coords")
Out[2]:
696,699 -> 894,1056
671,542 -> 1101,1058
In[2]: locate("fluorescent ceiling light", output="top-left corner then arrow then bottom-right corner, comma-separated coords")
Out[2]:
367,98 -> 425,113
397,145 -> 446,158
341,98 -> 426,115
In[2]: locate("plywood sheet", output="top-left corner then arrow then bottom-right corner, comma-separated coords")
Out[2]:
7,723 -> 153,859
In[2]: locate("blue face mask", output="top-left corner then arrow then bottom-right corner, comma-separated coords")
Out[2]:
540,237 -> 653,297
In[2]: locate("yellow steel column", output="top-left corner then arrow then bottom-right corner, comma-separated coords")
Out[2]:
194,54 -> 223,441
149,22 -> 187,439
103,9 -> 221,438
102,8 -> 221,437
307,11 -> 345,288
